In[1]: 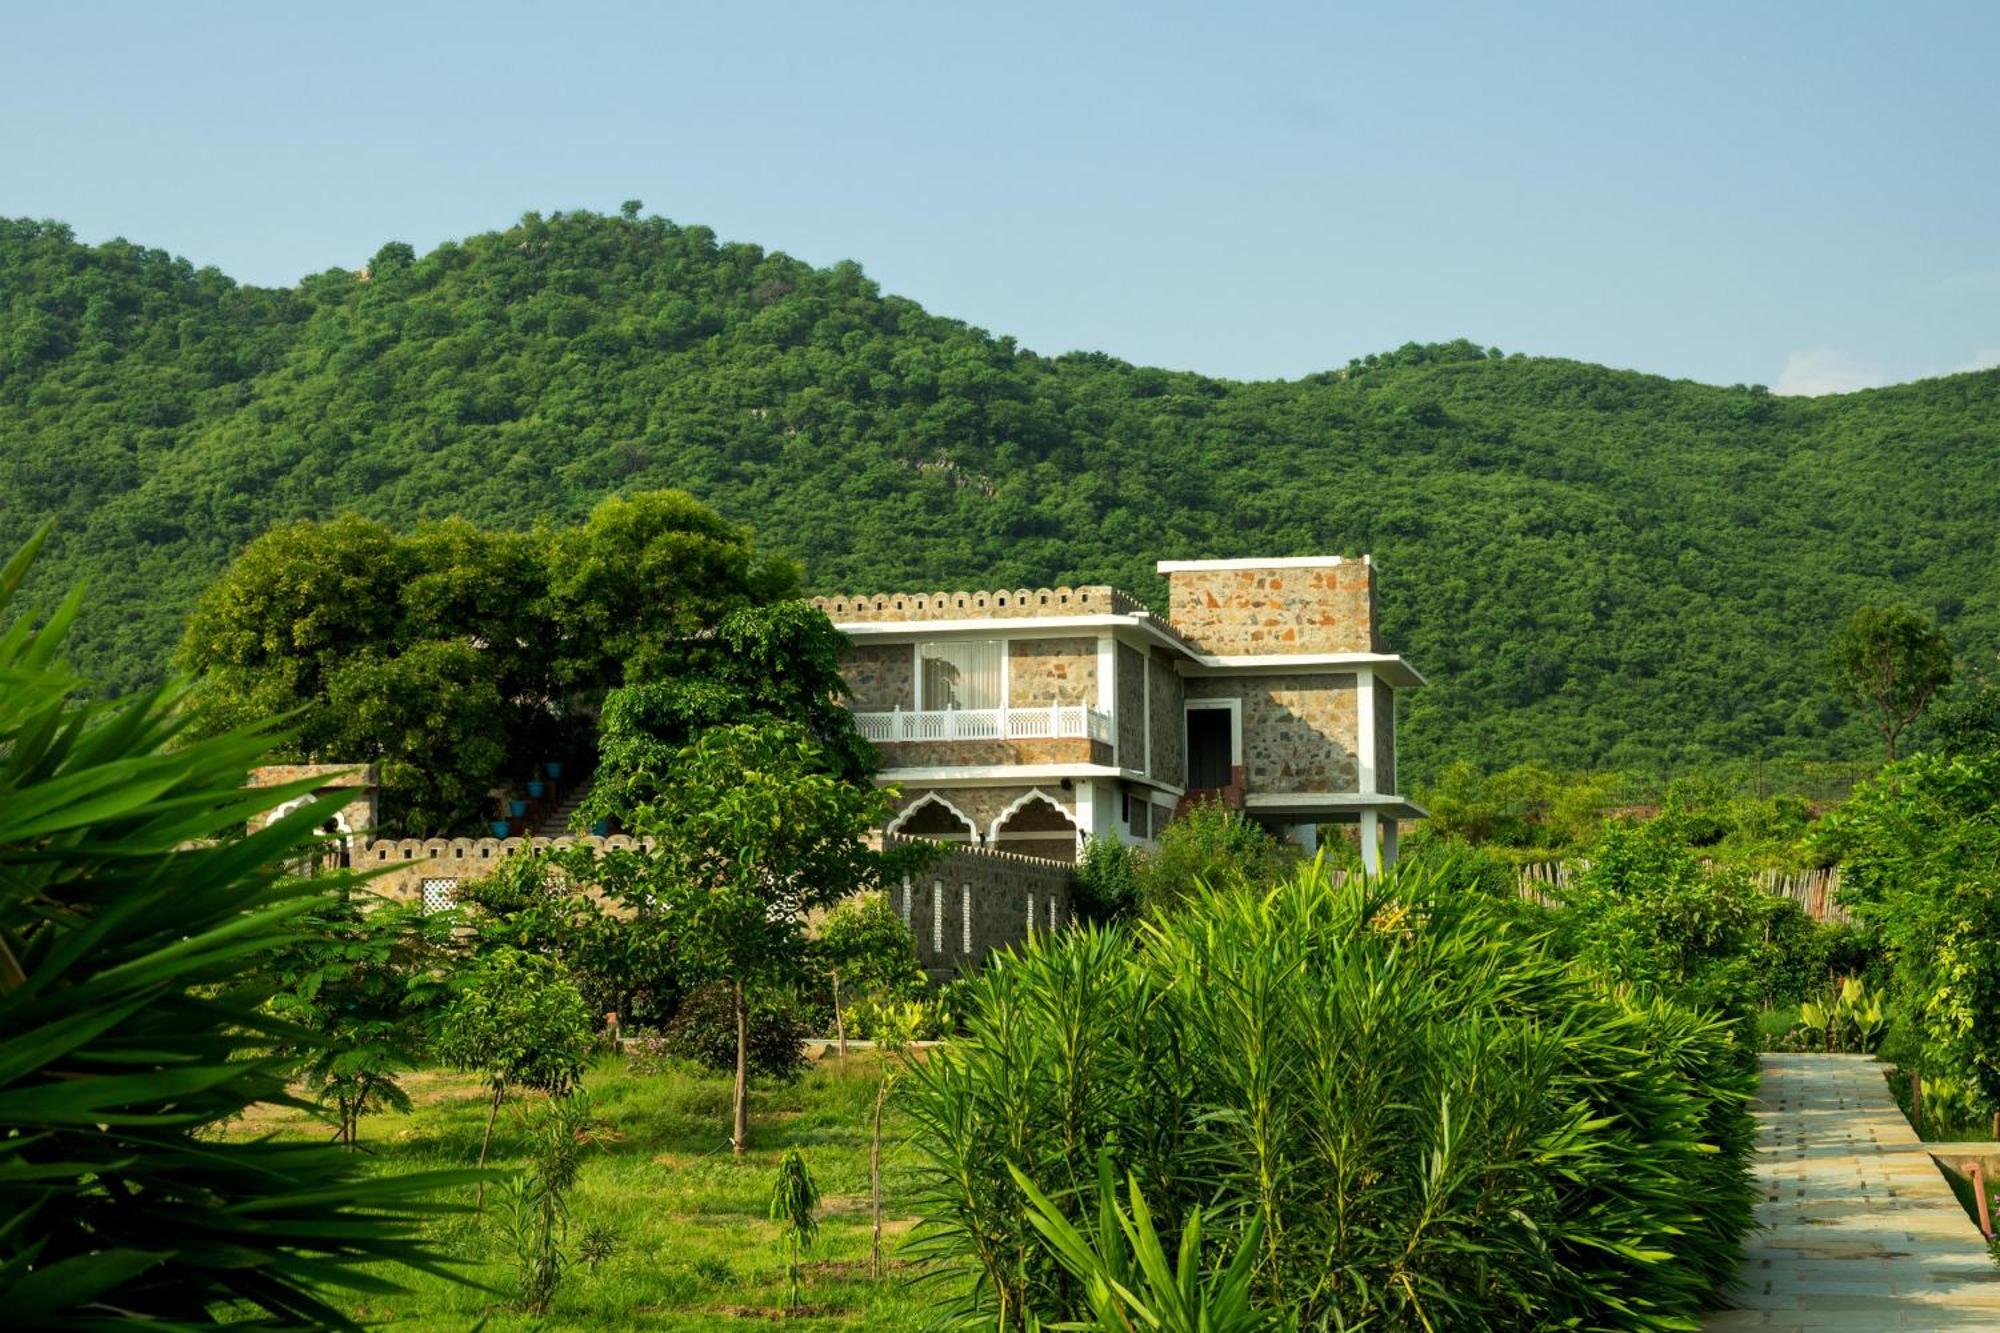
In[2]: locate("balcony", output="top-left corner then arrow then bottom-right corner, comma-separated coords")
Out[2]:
852,702 -> 1114,745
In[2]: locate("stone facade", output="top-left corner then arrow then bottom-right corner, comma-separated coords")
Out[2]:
1186,672 -> 1360,793
1008,636 -> 1096,706
890,838 -> 1076,980
873,738 -> 1109,769
1115,642 -> 1146,764
247,764 -> 380,859
1148,647 -> 1186,787
886,784 -> 1078,846
1164,560 -> 1380,655
813,585 -> 1146,622
842,642 -> 914,709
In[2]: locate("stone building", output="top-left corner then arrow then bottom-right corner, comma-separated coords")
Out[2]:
812,555 -> 1425,872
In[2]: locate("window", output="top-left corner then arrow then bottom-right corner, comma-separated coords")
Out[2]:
919,640 -> 1003,709
420,878 -> 457,915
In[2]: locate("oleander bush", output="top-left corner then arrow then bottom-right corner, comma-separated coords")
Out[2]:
901,862 -> 1756,1330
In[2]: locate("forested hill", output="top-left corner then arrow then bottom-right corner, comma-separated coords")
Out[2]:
3,209 -> 1997,776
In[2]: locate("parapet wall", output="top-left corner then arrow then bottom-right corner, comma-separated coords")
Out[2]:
887,835 -> 1076,979
358,834 -> 646,903
812,585 -> 1150,622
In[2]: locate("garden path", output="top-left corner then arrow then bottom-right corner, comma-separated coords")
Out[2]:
1707,1053 -> 2000,1330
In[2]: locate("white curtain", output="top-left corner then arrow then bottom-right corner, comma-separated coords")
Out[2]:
919,639 -> 1002,709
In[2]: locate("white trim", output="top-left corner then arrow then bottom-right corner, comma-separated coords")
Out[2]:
1177,651 -> 1425,686
961,883 -> 973,954
1096,635 -> 1116,767
1156,556 -> 1351,573
987,788 -> 1079,844
932,881 -> 944,954
1355,665 -> 1377,796
836,613 -> 1189,657
1241,792 -> 1429,819
874,763 -> 1185,795
1184,697 -> 1243,768
886,792 -> 981,842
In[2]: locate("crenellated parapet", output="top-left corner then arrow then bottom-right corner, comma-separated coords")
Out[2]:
811,585 -> 1155,622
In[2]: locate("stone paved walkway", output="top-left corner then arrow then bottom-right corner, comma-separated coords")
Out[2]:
1707,1054 -> 2000,1330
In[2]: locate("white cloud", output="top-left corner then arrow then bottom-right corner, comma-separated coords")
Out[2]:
1953,347 -> 2000,374
1772,349 -> 1888,397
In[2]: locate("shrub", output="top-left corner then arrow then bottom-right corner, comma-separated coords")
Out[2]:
660,981 -> 808,1080
1140,800 -> 1290,911
902,863 -> 1756,1330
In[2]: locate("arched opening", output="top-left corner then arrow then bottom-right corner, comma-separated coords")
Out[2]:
989,790 -> 1082,862
887,793 -> 979,844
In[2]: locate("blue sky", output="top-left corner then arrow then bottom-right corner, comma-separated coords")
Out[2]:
4,1 -> 1995,391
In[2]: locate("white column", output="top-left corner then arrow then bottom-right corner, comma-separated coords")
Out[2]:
1072,779 -> 1096,852
1354,666 -> 1376,795
1291,821 -> 1319,855
1096,634 -> 1117,767
1359,808 -> 1381,876
1382,818 -> 1400,870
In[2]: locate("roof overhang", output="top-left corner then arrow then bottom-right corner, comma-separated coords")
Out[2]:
1178,652 -> 1427,687
832,613 -> 1193,656
1242,792 -> 1429,821
873,764 -> 1185,797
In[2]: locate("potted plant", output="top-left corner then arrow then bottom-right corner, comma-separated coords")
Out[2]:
527,779 -> 547,800
489,819 -> 511,838
544,761 -> 564,781
508,798 -> 529,818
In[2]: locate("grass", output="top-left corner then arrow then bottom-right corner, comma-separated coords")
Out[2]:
223,1051 -> 949,1329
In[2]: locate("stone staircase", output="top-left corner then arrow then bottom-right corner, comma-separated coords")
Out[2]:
531,777 -> 595,839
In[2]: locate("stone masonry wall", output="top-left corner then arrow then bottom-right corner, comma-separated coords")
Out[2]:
1008,637 -> 1096,706
841,643 -> 913,709
1165,561 -> 1380,654
886,784 -> 1078,844
1115,642 -> 1145,765
889,838 -> 1076,979
1148,648 -> 1186,787
1185,672 -> 1360,793
874,738 -> 1110,769
357,834 -> 646,904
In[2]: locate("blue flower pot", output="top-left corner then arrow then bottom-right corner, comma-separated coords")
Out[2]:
508,799 -> 528,818
590,820 -> 610,837
526,780 -> 547,799
489,820 -> 511,838
544,761 -> 564,780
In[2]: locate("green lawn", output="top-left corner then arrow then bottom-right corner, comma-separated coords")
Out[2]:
228,1052 -> 949,1329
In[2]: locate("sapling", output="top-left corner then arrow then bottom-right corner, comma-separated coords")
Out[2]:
768,1147 -> 821,1309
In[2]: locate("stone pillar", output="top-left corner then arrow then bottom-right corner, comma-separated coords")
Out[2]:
1359,808 -> 1381,876
1382,818 -> 1400,870
1290,821 -> 1319,855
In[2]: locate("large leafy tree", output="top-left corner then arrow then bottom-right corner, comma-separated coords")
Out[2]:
0,528 -> 475,1327
175,491 -> 796,835
599,721 -> 920,1154
1826,605 -> 1955,761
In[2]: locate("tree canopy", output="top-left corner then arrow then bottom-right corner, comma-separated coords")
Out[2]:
4,210 -> 1998,778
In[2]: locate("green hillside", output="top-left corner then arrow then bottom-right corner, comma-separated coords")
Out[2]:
3,209 -> 1996,777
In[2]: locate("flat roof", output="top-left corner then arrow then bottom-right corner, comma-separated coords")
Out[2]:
1155,555 -> 1369,573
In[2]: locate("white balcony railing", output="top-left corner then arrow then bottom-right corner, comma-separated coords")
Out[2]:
853,703 -> 1114,745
